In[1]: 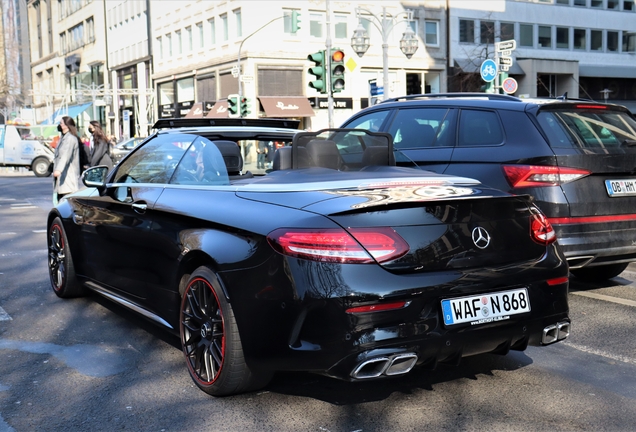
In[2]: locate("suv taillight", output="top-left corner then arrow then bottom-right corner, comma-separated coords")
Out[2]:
267,227 -> 409,264
503,164 -> 591,188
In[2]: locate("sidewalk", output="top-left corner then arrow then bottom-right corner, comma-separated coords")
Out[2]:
0,167 -> 34,177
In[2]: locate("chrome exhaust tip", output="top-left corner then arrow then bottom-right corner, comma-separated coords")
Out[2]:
542,324 -> 558,344
557,321 -> 570,340
384,353 -> 418,376
351,357 -> 390,379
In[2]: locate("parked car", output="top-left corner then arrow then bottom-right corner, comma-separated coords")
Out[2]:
47,119 -> 570,397
110,137 -> 144,164
341,93 -> 636,281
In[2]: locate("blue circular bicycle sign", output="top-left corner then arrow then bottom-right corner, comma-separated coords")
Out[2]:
480,59 -> 498,82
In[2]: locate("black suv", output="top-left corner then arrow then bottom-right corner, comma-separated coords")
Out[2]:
341,93 -> 636,281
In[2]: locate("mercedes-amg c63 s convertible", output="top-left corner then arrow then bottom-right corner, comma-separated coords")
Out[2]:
47,119 -> 570,396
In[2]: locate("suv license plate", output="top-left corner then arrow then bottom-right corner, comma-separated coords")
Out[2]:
442,288 -> 530,326
605,179 -> 636,197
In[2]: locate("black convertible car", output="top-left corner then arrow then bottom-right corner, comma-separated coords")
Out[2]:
47,120 -> 570,396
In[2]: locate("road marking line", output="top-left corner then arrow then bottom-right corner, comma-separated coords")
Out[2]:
11,206 -> 38,210
32,230 -> 47,233
0,233 -> 16,236
571,290 -> 636,308
563,342 -> 636,366
0,307 -> 12,321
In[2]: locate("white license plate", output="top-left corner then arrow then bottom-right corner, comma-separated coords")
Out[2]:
605,179 -> 636,197
441,288 -> 531,326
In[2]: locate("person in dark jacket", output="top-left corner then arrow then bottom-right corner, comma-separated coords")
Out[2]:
88,120 -> 113,170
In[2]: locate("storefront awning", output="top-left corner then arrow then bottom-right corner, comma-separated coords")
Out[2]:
206,101 -> 228,118
185,102 -> 204,118
40,102 -> 93,125
454,58 -> 525,76
258,96 -> 315,118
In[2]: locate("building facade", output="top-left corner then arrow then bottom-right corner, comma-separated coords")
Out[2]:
28,0 -> 109,136
448,0 -> 636,111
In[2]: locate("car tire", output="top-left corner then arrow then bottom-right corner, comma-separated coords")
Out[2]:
571,262 -> 629,282
47,217 -> 85,297
32,157 -> 52,177
180,266 -> 272,396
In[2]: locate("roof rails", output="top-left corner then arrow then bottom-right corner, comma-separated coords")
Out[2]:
381,93 -> 522,103
153,117 -> 300,130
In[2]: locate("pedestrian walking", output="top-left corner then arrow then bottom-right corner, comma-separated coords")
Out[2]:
88,120 -> 113,170
52,116 -> 81,204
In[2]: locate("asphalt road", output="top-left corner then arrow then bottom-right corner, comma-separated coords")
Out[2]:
0,171 -> 635,432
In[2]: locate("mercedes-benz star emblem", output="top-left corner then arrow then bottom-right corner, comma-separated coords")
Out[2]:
472,226 -> 491,249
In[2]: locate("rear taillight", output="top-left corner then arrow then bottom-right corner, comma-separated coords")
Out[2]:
267,227 -> 409,264
530,210 -> 556,245
503,165 -> 591,188
346,300 -> 411,314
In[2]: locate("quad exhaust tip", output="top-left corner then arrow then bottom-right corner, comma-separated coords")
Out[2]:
351,353 -> 418,379
542,321 -> 570,345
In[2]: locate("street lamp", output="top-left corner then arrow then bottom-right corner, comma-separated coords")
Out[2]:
350,7 -> 418,100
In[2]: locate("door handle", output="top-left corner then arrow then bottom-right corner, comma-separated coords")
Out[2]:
132,202 -> 148,214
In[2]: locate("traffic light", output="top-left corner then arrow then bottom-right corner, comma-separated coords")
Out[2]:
227,94 -> 239,117
240,97 -> 251,117
291,10 -> 301,33
330,48 -> 345,93
307,50 -> 327,94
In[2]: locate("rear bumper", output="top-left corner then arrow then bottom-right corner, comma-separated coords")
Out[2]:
224,245 -> 569,378
551,221 -> 636,268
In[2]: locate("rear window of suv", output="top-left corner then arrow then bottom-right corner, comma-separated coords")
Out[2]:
537,107 -> 636,149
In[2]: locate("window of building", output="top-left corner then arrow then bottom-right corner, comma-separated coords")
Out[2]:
607,0 -> 619,8
59,32 -> 67,55
573,0 -> 586,6
69,23 -> 85,50
310,12 -> 324,38
87,17 -> 95,43
208,18 -> 216,45
283,9 -> 299,35
157,36 -> 163,60
166,33 -> 172,56
623,32 -> 636,52
334,14 -> 347,39
186,26 -> 192,52
607,30 -> 619,51
574,28 -> 586,49
520,24 -> 533,47
177,77 -> 195,104
538,25 -> 552,48
221,14 -> 228,41
500,22 -> 514,41
175,30 -> 182,55
591,0 -> 603,7
556,27 -> 569,48
36,2 -> 42,58
480,20 -> 495,44
425,21 -> 439,46
234,9 -> 242,38
591,29 -> 603,50
459,19 -> 474,43
556,0 -> 570,4
257,68 -> 303,96
624,0 -> 635,11
197,22 -> 204,49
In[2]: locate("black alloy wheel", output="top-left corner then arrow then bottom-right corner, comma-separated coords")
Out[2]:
47,217 -> 83,298
180,266 -> 272,396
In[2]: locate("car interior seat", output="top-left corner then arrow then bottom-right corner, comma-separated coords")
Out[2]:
213,140 -> 253,179
396,120 -> 437,148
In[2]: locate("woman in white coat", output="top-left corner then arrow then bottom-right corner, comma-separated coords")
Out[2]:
53,116 -> 81,201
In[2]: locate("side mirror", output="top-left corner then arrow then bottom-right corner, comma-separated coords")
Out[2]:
82,166 -> 109,190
